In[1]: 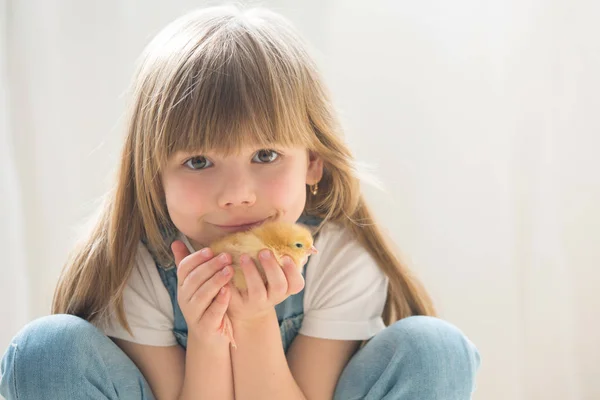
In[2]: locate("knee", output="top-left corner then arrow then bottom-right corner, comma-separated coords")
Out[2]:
381,316 -> 481,381
2,314 -> 105,373
1,314 -> 105,398
13,314 -> 102,352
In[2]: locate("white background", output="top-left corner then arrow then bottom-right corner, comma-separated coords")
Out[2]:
1,1 -> 599,399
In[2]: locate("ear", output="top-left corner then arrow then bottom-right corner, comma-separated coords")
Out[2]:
306,151 -> 324,185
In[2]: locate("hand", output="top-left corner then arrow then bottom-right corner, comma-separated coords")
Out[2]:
171,240 -> 234,346
227,249 -> 305,325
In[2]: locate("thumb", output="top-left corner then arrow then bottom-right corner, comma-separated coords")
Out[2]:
171,240 -> 191,268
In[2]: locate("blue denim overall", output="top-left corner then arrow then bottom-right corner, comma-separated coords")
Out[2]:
156,214 -> 321,353
1,215 -> 481,399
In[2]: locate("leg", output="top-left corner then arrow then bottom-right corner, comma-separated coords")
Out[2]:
334,316 -> 481,400
0,314 -> 155,400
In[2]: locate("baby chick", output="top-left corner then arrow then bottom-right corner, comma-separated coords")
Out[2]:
211,220 -> 318,290
209,220 -> 318,348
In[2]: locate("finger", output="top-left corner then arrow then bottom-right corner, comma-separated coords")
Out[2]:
180,252 -> 231,293
281,256 -> 305,296
261,252 -> 288,300
172,242 -> 213,284
179,251 -> 231,291
240,253 -> 267,301
171,240 -> 191,268
188,265 -> 233,309
225,280 -> 244,305
200,285 -> 231,327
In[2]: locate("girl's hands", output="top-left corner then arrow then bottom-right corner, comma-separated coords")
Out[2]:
171,240 -> 234,346
227,249 -> 305,325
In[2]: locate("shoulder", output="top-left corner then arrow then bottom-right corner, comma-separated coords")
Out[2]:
311,221 -> 378,269
301,221 -> 389,339
131,241 -> 177,308
306,220 -> 389,294
130,242 -> 168,290
94,240 -> 176,346
317,221 -> 351,239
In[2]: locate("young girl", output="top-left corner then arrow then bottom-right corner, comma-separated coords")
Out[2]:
0,5 -> 480,400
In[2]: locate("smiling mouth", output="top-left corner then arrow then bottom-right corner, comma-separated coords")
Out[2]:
211,218 -> 270,233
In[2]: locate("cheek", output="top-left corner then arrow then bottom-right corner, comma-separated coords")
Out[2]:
163,173 -> 210,216
260,166 -> 307,214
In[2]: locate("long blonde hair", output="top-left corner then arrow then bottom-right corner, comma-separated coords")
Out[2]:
52,5 -> 435,333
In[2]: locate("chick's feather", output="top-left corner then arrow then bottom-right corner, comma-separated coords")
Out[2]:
210,220 -> 317,290
208,220 -> 318,349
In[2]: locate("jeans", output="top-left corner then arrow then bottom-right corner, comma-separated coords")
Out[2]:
1,314 -> 480,399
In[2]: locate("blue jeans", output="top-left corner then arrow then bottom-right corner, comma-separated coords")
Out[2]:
1,313 -> 480,399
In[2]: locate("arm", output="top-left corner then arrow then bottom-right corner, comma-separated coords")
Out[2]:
286,334 -> 360,400
230,308 -> 305,400
230,308 -> 360,400
112,337 -> 234,400
181,336 -> 234,400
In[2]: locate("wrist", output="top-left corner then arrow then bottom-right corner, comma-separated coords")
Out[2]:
229,307 -> 276,329
187,329 -> 232,351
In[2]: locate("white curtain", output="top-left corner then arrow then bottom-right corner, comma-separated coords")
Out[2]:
0,0 -> 30,362
1,1 -> 598,399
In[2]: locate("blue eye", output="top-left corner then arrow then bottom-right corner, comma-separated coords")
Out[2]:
184,156 -> 213,170
252,149 -> 279,163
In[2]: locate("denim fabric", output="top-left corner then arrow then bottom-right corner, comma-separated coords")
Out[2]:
0,314 -> 155,399
1,215 -> 480,399
0,315 -> 480,399
156,214 -> 320,351
333,316 -> 480,399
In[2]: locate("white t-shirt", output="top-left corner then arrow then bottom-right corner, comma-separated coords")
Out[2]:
96,222 -> 389,346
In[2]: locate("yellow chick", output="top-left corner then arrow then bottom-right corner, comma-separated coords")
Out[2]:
210,220 -> 318,290
209,220 -> 318,348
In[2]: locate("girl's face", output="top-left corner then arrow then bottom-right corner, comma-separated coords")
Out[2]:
161,145 -> 323,249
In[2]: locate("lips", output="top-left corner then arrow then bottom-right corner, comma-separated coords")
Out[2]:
211,218 -> 269,233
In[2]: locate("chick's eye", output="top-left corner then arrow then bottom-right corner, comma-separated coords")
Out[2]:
253,149 -> 279,163
184,156 -> 212,170
295,243 -> 303,248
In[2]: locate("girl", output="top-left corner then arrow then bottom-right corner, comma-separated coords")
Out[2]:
0,5 -> 480,400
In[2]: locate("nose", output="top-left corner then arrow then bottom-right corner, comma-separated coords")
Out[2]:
217,170 -> 257,208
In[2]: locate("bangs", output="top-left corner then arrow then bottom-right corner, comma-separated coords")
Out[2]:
148,20 -> 317,165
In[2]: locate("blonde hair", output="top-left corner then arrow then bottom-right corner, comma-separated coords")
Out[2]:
52,5 -> 435,333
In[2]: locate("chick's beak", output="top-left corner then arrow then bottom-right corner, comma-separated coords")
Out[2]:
309,245 -> 318,254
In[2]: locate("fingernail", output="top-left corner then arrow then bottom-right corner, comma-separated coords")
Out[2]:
259,250 -> 271,260
201,248 -> 211,257
221,266 -> 230,275
282,256 -> 293,267
219,253 -> 229,263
